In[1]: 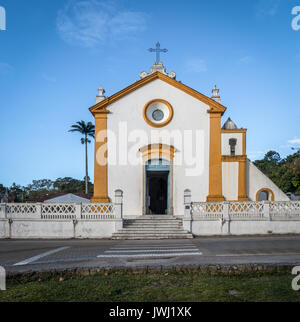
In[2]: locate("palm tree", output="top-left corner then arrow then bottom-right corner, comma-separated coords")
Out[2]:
69,121 -> 95,194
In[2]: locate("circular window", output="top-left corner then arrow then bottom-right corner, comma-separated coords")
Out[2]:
143,99 -> 173,128
152,109 -> 164,121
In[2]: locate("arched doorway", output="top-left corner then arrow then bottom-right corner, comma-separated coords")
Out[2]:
145,159 -> 170,215
256,188 -> 275,201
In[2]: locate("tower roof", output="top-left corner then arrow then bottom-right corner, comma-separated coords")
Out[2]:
222,117 -> 238,130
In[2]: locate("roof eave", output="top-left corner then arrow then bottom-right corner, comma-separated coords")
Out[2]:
89,72 -> 227,116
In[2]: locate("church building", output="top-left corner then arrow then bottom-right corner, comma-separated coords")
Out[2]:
89,44 -> 288,219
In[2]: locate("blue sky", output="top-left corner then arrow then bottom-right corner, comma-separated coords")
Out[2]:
0,0 -> 299,187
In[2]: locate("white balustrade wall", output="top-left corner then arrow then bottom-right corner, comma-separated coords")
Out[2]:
0,190 -> 124,239
1,190 -> 300,238
182,196 -> 300,235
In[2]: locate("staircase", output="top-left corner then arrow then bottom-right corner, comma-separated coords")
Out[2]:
112,215 -> 193,240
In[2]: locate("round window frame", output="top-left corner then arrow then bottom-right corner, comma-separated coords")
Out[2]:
143,99 -> 174,128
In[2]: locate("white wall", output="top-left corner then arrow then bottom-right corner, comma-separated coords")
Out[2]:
107,78 -> 210,218
247,160 -> 289,201
0,220 -> 8,238
221,133 -> 243,155
191,219 -> 300,236
0,219 -> 118,239
222,162 -> 238,200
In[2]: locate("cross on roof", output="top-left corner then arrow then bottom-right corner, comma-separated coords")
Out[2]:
148,42 -> 168,63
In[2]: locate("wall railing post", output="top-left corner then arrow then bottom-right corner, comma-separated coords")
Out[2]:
0,204 -> 6,219
184,189 -> 192,219
183,189 -> 192,233
263,201 -> 271,220
36,203 -> 42,219
114,190 -> 123,231
75,203 -> 82,220
222,202 -> 230,234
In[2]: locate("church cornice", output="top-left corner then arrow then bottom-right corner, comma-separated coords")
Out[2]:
89,72 -> 227,116
221,129 -> 247,133
221,155 -> 247,162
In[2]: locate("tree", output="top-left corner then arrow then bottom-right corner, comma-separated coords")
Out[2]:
254,150 -> 300,194
27,179 -> 54,191
0,184 -> 7,194
9,183 -> 25,202
69,121 -> 95,194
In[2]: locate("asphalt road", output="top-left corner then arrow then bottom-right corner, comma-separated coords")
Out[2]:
1,235 -> 300,274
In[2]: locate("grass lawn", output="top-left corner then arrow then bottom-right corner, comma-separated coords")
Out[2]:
0,270 -> 299,302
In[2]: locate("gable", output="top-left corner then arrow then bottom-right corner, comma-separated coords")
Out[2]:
90,72 -> 226,116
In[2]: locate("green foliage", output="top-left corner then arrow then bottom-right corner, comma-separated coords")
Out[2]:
0,184 -> 7,194
69,120 -> 95,141
254,149 -> 300,193
69,120 -> 95,194
1,271 -> 300,302
0,177 -> 94,202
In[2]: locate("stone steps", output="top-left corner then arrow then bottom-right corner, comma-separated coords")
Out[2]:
123,223 -> 182,227
112,216 -> 193,240
112,235 -> 194,240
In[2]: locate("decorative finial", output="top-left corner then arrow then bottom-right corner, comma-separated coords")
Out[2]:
98,86 -> 105,96
95,85 -> 106,104
211,85 -> 221,103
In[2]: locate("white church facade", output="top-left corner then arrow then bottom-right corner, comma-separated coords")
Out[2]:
90,57 -> 288,219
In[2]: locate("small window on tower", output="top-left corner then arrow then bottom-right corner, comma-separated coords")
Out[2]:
229,138 -> 237,156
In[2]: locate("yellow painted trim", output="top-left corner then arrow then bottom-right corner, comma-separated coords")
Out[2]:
242,132 -> 246,155
139,144 -> 176,161
222,155 -> 247,162
91,109 -> 110,203
143,99 -> 174,128
221,129 -> 247,133
256,188 -> 275,201
238,158 -> 248,201
206,112 -> 224,202
90,72 -> 226,116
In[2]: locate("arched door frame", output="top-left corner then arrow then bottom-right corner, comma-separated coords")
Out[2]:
256,188 -> 275,201
139,144 -> 176,216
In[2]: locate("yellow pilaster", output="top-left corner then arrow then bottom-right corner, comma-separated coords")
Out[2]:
91,109 -> 110,203
206,111 -> 225,202
238,156 -> 248,201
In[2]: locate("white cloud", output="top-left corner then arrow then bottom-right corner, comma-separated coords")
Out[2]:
57,0 -> 147,47
255,0 -> 281,17
238,56 -> 253,64
185,58 -> 207,73
288,138 -> 300,145
0,62 -> 13,75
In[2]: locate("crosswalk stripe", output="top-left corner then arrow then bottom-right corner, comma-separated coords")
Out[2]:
97,252 -> 202,258
14,247 -> 70,266
105,248 -> 198,253
110,246 -> 197,250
